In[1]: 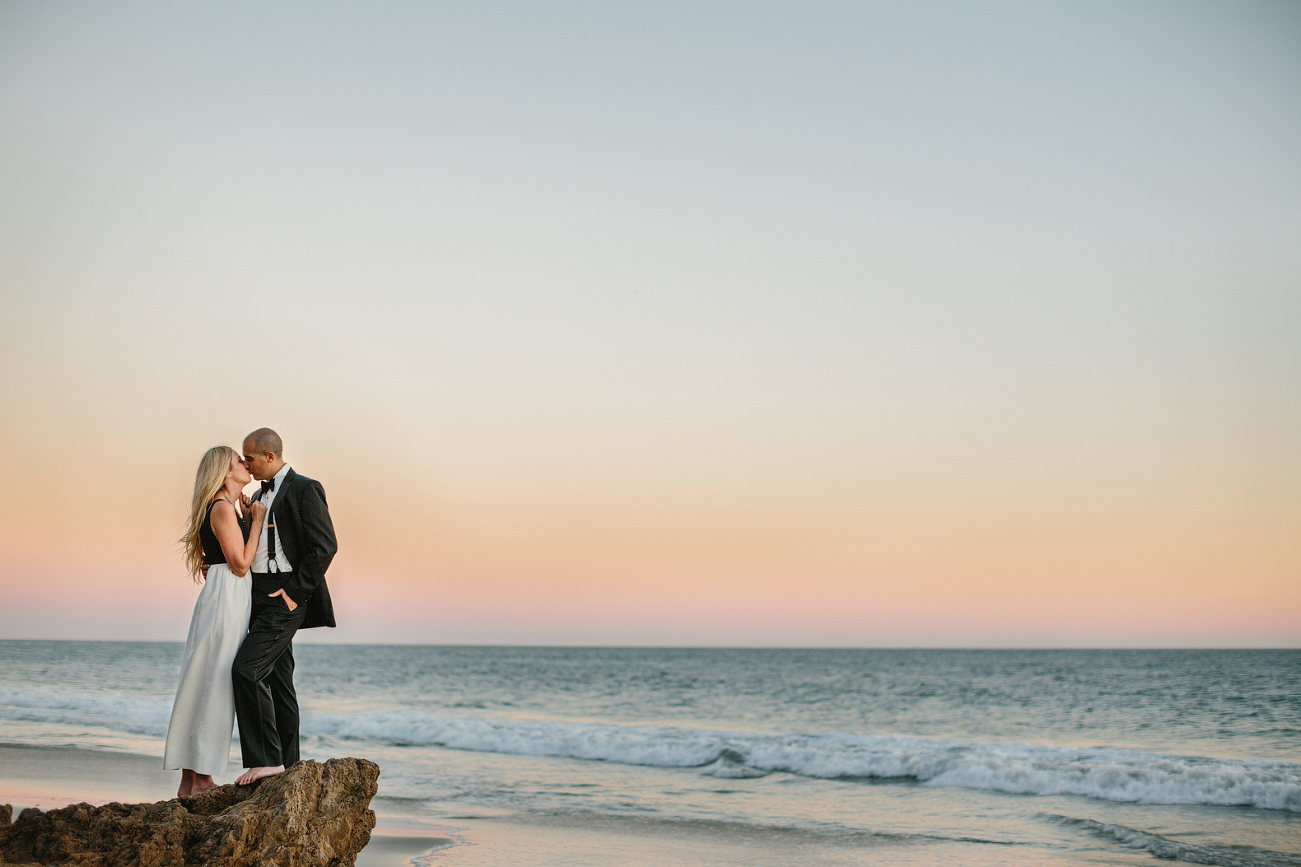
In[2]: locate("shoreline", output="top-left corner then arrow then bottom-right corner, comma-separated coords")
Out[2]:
0,743 -> 454,867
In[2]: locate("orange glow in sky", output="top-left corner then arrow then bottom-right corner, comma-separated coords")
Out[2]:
1,2 -> 1298,645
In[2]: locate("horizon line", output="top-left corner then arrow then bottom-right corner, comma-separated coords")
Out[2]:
1,639 -> 1296,651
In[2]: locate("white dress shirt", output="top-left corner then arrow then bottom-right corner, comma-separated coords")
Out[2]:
252,463 -> 294,574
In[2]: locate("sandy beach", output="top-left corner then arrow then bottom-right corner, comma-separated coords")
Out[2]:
0,744 -> 453,867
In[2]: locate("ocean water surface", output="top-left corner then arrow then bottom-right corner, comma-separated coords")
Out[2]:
1,642 -> 1298,865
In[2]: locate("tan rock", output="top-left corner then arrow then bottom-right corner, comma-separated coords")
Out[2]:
0,757 -> 379,867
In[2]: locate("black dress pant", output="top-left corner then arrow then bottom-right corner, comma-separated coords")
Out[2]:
233,576 -> 307,768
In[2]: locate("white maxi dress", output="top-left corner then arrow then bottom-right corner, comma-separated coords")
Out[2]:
163,508 -> 251,776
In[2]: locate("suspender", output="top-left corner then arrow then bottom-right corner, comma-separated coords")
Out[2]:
261,484 -> 284,573
266,511 -> 281,573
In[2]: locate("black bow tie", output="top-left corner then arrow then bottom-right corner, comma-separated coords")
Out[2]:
261,479 -> 275,494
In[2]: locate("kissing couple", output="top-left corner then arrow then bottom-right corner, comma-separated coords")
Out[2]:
161,428 -> 338,797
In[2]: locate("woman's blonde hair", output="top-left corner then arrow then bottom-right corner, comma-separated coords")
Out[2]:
180,445 -> 237,581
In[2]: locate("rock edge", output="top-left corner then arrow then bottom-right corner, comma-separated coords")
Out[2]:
0,757 -> 379,867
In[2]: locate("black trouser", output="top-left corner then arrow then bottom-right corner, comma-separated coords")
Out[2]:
233,573 -> 306,768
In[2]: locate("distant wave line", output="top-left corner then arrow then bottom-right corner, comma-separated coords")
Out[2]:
1051,816 -> 1301,867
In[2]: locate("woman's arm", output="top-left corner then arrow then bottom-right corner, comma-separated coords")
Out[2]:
210,499 -> 265,577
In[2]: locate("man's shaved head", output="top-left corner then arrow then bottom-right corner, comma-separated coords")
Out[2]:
243,428 -> 283,459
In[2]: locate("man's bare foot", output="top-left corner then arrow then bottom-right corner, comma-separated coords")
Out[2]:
190,774 -> 217,795
178,769 -> 195,798
236,765 -> 284,785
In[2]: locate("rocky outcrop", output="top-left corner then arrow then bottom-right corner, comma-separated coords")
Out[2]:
0,757 -> 379,867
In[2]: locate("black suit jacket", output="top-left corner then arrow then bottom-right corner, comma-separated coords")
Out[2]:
253,468 -> 338,629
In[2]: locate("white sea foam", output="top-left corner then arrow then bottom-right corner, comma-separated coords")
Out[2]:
301,711 -> 1301,811
0,685 -> 172,736
3,685 -> 1298,812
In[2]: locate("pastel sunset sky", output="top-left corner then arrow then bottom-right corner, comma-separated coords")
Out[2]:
1,1 -> 1297,646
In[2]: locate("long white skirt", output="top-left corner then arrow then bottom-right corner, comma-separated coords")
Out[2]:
163,563 -> 251,776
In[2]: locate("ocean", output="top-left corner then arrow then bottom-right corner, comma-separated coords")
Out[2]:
1,642 -> 1298,866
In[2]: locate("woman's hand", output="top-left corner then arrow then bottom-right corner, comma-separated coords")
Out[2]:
250,501 -> 267,523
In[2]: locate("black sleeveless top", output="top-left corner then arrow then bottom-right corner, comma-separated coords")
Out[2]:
200,500 -> 251,565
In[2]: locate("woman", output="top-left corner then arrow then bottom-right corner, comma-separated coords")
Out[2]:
163,445 -> 266,797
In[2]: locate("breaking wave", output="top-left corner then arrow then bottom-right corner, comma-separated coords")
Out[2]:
303,711 -> 1301,811
3,685 -> 1298,812
0,685 -> 172,736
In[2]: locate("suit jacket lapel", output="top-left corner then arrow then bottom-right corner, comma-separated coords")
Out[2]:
269,468 -> 297,522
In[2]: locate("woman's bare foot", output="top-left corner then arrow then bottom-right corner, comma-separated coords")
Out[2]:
178,769 -> 195,798
236,765 -> 284,786
190,774 -> 217,795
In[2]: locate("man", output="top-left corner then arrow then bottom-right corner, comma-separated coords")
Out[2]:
231,427 -> 337,785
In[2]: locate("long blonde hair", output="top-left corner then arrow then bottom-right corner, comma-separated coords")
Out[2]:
181,446 -> 237,581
